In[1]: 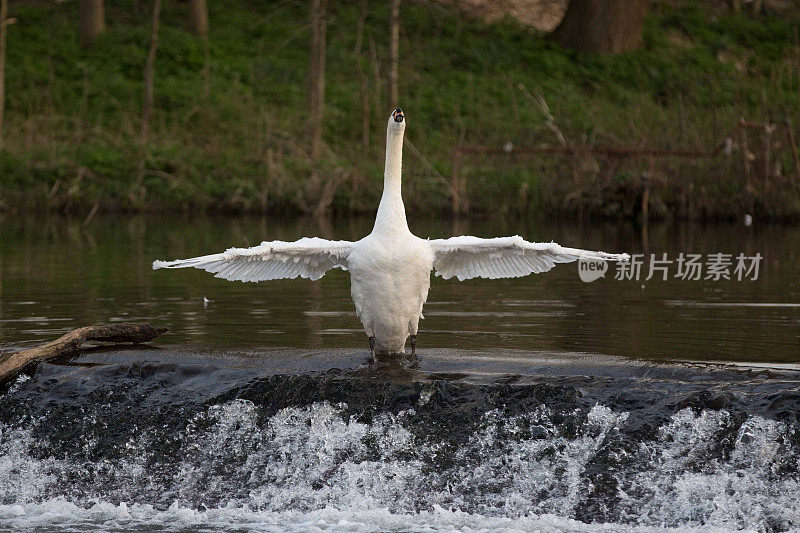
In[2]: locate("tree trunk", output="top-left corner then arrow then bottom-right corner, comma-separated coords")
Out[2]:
188,0 -> 208,37
0,0 -> 7,148
141,0 -> 161,147
136,0 -> 162,192
729,0 -> 741,12
355,0 -> 369,157
307,0 -> 327,164
188,0 -> 211,98
388,0 -> 401,108
79,0 -> 105,46
554,0 -> 648,55
0,323 -> 168,385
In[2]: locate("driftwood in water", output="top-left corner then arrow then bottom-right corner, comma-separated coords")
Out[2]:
0,322 -> 168,385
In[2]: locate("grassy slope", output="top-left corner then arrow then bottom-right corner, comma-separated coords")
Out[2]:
1,0 -> 799,218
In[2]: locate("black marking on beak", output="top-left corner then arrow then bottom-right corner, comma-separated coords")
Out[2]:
393,108 -> 404,123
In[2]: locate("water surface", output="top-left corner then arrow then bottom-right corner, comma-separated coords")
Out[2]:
1,214 -> 798,363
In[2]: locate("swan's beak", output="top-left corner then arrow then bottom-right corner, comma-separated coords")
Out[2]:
393,108 -> 404,123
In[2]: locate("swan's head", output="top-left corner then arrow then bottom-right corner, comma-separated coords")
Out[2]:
387,108 -> 405,134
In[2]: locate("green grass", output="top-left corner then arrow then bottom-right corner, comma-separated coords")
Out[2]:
1,0 -> 799,219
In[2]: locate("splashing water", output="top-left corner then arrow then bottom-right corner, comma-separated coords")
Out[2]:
1,381 -> 798,533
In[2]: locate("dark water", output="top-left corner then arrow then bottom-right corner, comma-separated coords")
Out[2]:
1,214 -> 798,362
1,214 -> 799,532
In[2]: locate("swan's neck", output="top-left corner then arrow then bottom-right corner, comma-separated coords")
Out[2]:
373,128 -> 409,235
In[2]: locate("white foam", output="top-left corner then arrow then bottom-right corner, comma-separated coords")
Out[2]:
0,401 -> 797,532
618,409 -> 800,531
0,500 -> 728,533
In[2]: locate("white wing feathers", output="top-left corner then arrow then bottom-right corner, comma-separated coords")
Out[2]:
152,237 -> 352,282
429,235 -> 629,281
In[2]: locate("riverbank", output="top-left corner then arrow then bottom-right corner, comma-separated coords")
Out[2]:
1,1 -> 799,220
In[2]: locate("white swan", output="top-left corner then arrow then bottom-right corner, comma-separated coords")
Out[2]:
154,108 -> 629,355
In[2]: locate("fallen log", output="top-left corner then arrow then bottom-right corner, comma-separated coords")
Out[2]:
0,322 -> 168,385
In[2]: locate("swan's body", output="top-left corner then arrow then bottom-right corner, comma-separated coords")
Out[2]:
154,109 -> 629,355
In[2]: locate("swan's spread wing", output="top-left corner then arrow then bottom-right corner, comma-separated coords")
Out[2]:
152,237 -> 352,282
429,235 -> 629,281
